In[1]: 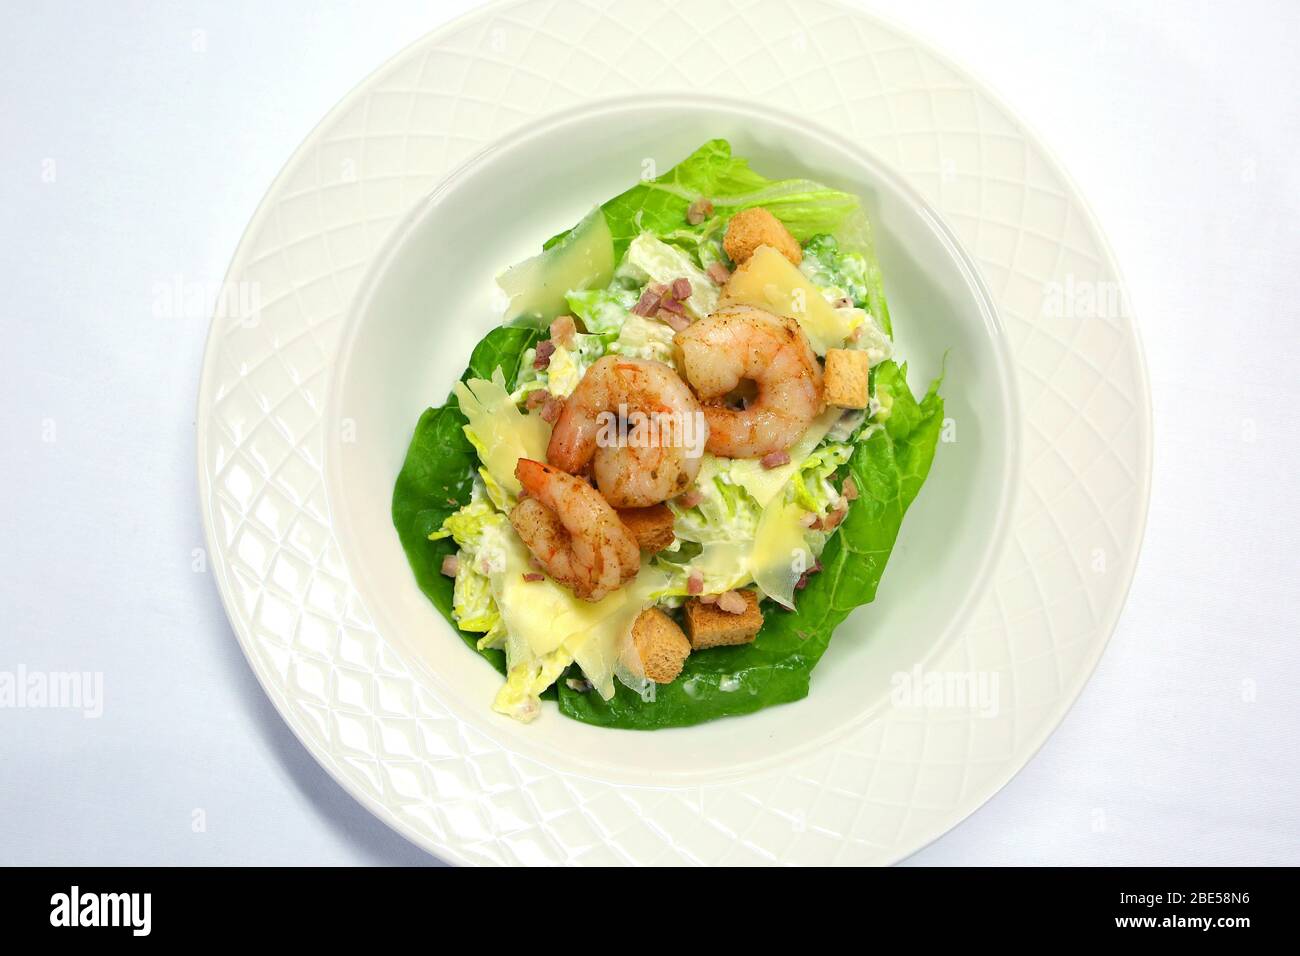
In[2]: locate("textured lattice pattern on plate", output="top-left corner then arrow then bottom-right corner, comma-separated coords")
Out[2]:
198,0 -> 1150,865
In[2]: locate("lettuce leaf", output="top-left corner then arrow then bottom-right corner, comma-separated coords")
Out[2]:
564,285 -> 639,335
824,211 -> 892,337
550,139 -> 861,261
391,325 -> 541,673
556,360 -> 943,728
428,490 -> 507,635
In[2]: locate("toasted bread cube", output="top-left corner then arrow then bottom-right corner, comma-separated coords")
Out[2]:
824,348 -> 870,409
683,590 -> 763,650
723,208 -> 802,266
617,504 -> 676,554
632,608 -> 691,683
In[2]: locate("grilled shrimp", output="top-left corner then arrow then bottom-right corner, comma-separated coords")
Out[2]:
509,458 -> 640,602
547,356 -> 708,508
673,306 -> 824,458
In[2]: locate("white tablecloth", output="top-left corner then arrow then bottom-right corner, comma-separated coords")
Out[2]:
1,0 -> 1296,865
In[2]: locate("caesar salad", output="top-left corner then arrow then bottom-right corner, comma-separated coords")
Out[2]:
392,139 -> 944,729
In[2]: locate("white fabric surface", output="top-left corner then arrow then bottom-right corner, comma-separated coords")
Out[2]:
1,0 -> 1296,866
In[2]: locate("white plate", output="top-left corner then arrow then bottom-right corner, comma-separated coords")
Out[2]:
197,0 -> 1151,865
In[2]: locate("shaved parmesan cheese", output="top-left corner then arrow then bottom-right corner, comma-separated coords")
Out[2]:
453,371 -> 550,499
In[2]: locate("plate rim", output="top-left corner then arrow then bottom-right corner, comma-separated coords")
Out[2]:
196,0 -> 1153,866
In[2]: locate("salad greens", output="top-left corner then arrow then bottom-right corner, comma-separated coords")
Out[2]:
391,325 -> 540,674
564,139 -> 861,260
391,139 -> 944,729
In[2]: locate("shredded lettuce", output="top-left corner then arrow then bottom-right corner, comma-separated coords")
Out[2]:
428,487 -> 508,637
565,285 -> 638,335
800,234 -> 872,308
791,442 -> 853,513
801,233 -> 893,363
668,457 -> 763,545
513,332 -> 609,400
659,437 -> 853,603
616,233 -> 719,319
608,312 -> 677,365
493,648 -> 573,722
824,212 -> 892,336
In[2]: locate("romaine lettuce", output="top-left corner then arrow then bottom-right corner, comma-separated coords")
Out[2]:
428,487 -> 507,635
544,140 -> 860,263
512,331 -> 609,400
391,325 -> 541,674
616,233 -> 719,319
564,285 -> 639,335
608,313 -> 677,365
598,140 -> 860,260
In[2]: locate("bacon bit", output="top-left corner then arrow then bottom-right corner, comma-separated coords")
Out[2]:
522,572 -> 545,583
657,308 -> 691,332
706,261 -> 732,285
700,593 -> 718,605
440,555 -> 459,577
843,476 -> 859,501
525,389 -> 549,410
658,295 -> 685,315
799,512 -> 818,528
533,339 -> 556,370
822,504 -> 847,530
686,198 -> 714,225
549,314 -> 576,347
671,277 -> 692,301
686,570 -> 704,595
760,450 -> 791,469
647,282 -> 669,296
632,289 -> 662,317
540,396 -> 564,423
716,590 -> 747,614
795,560 -> 823,591
675,488 -> 703,509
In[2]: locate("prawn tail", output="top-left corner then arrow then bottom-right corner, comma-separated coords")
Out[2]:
514,457 -> 552,496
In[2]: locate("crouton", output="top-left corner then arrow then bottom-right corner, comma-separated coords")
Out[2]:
632,608 -> 691,683
683,589 -> 764,649
617,504 -> 676,554
824,348 -> 870,409
723,208 -> 802,266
